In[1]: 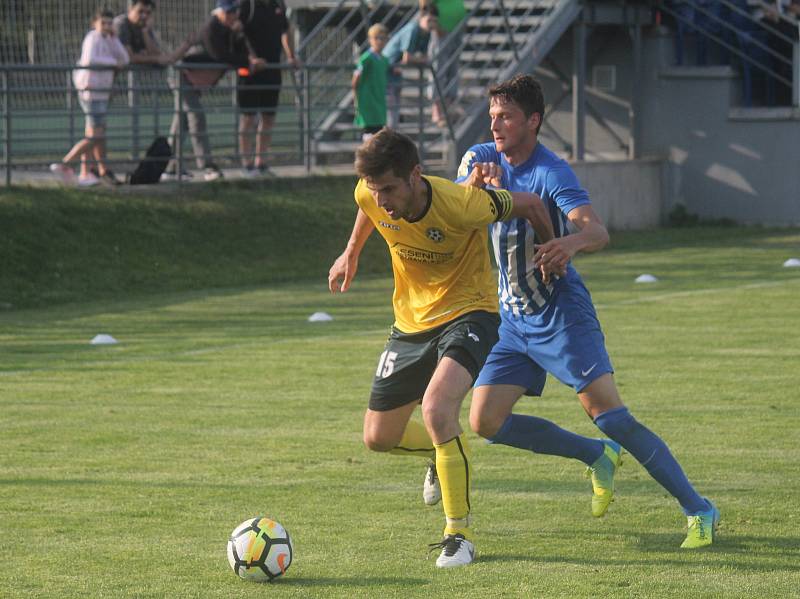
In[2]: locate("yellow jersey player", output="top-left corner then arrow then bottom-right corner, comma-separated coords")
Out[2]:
328,128 -> 555,567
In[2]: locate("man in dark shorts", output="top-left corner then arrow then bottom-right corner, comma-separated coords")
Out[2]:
237,0 -> 299,177
163,0 -> 263,182
327,128 -> 555,567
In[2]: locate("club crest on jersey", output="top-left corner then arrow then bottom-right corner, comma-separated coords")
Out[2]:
379,220 -> 401,231
426,227 -> 445,243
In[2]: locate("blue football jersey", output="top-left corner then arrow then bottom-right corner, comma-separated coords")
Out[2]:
456,142 -> 591,316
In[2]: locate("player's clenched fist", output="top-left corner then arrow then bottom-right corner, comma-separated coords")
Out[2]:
466,163 -> 503,189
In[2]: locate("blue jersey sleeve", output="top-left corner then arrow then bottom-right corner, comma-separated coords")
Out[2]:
454,143 -> 499,183
545,165 -> 590,216
382,23 -> 414,65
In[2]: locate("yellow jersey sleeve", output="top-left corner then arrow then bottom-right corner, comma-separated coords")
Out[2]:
453,184 -> 513,226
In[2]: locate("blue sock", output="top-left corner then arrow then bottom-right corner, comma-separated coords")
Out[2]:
594,406 -> 708,514
489,414 -> 605,466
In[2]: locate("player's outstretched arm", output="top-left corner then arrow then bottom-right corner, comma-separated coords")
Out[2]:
533,205 -> 609,275
505,191 -> 555,244
463,163 -> 554,242
328,208 -> 375,293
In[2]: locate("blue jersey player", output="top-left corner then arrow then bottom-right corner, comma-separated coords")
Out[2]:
456,75 -> 719,548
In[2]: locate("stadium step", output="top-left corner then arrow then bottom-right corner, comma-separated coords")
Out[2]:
303,0 -> 581,169
466,15 -> 543,28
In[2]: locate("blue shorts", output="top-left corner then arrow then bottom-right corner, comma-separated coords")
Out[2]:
475,274 -> 613,395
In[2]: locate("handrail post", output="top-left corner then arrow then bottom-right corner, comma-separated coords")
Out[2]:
794,38 -> 799,107
67,70 -> 75,148
299,66 -> 305,171
174,67 -> 184,183
293,67 -> 304,171
232,71 -> 239,168
304,66 -> 312,173
154,73 -> 160,137
572,15 -> 586,161
128,69 -> 140,161
496,0 -> 520,61
429,66 -> 455,140
418,65 -> 426,167
3,70 -> 11,186
629,22 -> 642,159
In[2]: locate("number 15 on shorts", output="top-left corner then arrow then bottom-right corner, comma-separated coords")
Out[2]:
376,351 -> 398,378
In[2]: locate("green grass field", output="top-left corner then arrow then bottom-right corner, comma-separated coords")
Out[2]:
1,184 -> 800,597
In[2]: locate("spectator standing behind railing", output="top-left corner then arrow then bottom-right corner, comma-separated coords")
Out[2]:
728,0 -> 774,106
666,0 -> 696,66
382,8 -> 438,129
237,0 -> 300,178
421,0 -> 466,127
50,8 -> 129,187
668,0 -> 724,66
763,0 -> 799,105
115,0 -> 162,65
114,0 -> 192,66
163,0 -> 265,182
694,0 -> 724,65
352,24 -> 390,141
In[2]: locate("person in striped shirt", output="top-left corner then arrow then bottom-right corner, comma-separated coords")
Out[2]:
457,74 -> 719,549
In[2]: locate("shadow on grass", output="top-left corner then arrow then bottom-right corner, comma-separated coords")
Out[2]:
627,531 -> 800,559
477,477 -> 606,495
478,536 -> 800,571
0,477 -> 352,492
274,576 -> 428,588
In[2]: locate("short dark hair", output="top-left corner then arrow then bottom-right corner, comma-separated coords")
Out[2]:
93,7 -> 115,22
354,128 -> 420,180
130,0 -> 156,7
488,74 -> 545,133
421,4 -> 439,17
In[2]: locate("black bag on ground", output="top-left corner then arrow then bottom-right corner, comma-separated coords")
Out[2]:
128,136 -> 172,185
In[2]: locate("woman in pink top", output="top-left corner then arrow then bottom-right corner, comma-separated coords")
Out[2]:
51,9 -> 129,186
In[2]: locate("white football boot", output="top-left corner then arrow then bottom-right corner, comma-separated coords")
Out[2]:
429,534 -> 475,568
423,461 -> 442,506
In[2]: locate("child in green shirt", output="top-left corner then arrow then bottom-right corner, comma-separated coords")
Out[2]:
352,24 -> 390,140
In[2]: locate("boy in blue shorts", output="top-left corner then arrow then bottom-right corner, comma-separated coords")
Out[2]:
456,75 -> 719,549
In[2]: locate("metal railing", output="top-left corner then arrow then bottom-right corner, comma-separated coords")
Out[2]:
306,0 -> 564,169
0,61 -> 455,186
659,0 -> 800,106
300,0 -> 420,149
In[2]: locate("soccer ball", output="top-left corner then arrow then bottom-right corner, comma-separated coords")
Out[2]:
227,516 -> 293,582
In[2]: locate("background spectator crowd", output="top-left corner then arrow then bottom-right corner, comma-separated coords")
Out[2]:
666,0 -> 800,106
50,0 -> 299,186
44,0 -> 799,188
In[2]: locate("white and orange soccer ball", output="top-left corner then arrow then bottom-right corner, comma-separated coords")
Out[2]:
226,516 -> 293,582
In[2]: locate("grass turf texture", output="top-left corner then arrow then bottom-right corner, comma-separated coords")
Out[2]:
0,179 -> 390,310
1,183 -> 800,597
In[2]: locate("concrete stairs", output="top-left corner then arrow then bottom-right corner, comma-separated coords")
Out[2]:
304,0 -> 583,170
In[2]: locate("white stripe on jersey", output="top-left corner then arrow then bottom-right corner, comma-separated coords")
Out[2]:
521,220 -> 548,312
492,218 -> 556,316
504,224 -> 526,313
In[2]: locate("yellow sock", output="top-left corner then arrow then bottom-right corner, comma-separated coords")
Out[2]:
388,419 -> 435,460
434,433 -> 472,540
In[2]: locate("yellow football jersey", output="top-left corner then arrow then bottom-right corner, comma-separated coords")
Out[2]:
355,175 -> 512,333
